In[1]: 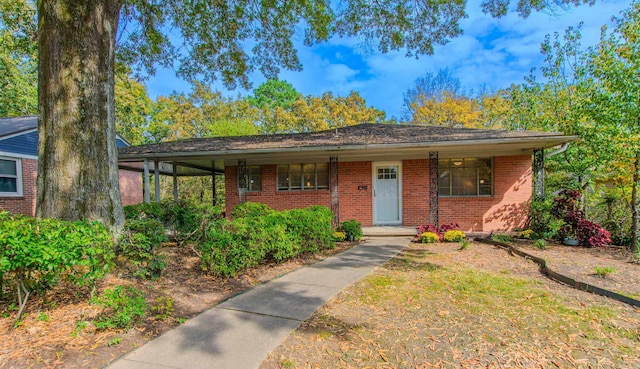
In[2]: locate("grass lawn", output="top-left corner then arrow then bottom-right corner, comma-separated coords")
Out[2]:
261,242 -> 640,369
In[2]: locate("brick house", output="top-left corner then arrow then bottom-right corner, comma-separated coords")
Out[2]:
118,124 -> 573,232
0,116 -> 143,216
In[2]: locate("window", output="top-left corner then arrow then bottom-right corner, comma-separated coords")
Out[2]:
278,163 -> 328,191
438,158 -> 492,197
0,157 -> 22,197
239,166 -> 262,192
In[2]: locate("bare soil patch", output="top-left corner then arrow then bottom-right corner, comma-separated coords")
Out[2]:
261,241 -> 640,369
0,241 -> 356,369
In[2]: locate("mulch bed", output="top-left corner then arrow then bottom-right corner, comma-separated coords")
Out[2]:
0,241 -> 356,369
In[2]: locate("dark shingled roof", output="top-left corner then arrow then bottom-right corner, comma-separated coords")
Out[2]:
0,116 -> 38,138
119,123 -> 566,156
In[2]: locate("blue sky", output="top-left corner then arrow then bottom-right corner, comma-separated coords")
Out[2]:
145,0 -> 631,120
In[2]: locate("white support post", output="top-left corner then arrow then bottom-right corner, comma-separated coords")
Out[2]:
143,159 -> 150,204
173,163 -> 178,202
154,160 -> 161,203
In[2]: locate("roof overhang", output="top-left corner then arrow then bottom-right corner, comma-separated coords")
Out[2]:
118,135 -> 575,176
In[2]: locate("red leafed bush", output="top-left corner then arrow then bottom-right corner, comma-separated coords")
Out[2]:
577,219 -> 612,247
417,223 -> 462,242
439,222 -> 460,233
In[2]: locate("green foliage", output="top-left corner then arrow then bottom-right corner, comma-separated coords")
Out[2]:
118,219 -> 168,279
92,286 -> 147,330
459,239 -> 472,250
420,232 -> 440,244
491,234 -> 514,243
528,200 -> 560,239
0,0 -> 37,117
340,220 -> 363,241
198,203 -> 335,277
108,337 -> 122,346
124,199 -> 223,246
249,79 -> 299,110
517,229 -> 537,240
443,230 -> 466,242
332,232 -> 346,242
594,266 -> 617,279
230,201 -> 274,219
0,212 -> 114,320
151,296 -> 174,321
534,239 -> 548,250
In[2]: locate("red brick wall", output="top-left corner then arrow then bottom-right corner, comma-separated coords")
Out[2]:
402,159 -> 430,226
119,169 -> 143,206
0,159 -> 143,216
225,165 -> 331,216
0,158 -> 37,216
224,155 -> 532,231
337,161 -> 372,225
439,155 -> 532,232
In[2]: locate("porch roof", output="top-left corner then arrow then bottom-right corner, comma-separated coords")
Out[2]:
117,123 -> 575,176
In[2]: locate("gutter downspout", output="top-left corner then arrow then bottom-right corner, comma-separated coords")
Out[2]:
544,143 -> 569,159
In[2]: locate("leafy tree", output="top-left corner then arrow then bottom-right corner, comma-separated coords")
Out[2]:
401,68 -> 463,121
476,87 -> 511,129
248,79 -> 299,110
115,65 -> 153,145
259,91 -> 386,133
0,0 -> 37,116
36,0 -> 593,230
586,3 -> 640,251
408,91 -> 481,127
148,84 -> 259,142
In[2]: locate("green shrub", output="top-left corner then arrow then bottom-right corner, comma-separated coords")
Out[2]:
0,212 -> 114,320
283,206 -> 334,252
92,286 -> 147,330
534,239 -> 548,250
231,202 -> 274,219
124,200 -> 223,245
341,219 -> 363,241
151,296 -> 175,321
443,230 -> 466,242
420,232 -> 440,243
518,229 -> 537,240
198,204 -> 335,277
118,219 -> 168,279
332,231 -> 346,242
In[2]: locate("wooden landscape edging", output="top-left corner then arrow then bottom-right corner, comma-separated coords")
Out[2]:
475,238 -> 640,308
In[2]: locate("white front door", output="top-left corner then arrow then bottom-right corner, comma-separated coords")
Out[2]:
373,163 -> 401,225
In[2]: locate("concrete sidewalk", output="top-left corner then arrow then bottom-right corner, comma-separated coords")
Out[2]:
104,237 -> 409,369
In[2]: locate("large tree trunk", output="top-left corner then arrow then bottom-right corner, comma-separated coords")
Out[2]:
36,1 -> 125,232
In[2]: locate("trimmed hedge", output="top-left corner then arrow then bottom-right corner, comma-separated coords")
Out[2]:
198,203 -> 334,277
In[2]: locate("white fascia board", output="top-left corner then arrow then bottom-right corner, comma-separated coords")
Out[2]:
0,150 -> 38,160
118,135 -> 576,161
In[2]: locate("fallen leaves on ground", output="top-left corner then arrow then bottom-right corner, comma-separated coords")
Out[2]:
261,242 -> 640,369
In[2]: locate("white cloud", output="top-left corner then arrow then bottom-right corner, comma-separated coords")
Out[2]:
145,0 -> 631,120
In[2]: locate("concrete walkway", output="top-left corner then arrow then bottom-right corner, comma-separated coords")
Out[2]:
105,237 -> 409,369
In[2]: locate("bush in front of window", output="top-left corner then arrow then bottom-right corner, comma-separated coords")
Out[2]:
443,230 -> 466,242
197,203 -> 335,277
420,232 -> 440,243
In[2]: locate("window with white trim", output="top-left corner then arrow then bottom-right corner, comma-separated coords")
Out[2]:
277,163 -> 329,191
438,158 -> 492,197
0,157 -> 23,197
239,166 -> 262,192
